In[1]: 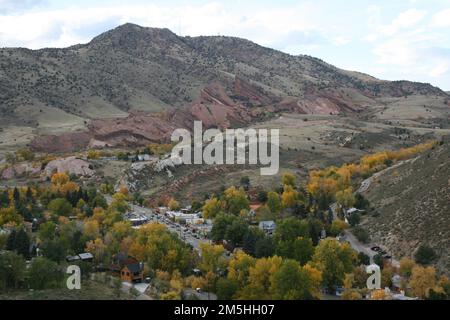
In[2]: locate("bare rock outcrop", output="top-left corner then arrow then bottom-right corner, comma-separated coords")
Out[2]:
41,156 -> 94,179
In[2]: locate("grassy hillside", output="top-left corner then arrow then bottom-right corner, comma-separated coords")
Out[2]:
361,140 -> 450,273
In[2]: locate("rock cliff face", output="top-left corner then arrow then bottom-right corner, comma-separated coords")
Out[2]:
41,157 -> 94,179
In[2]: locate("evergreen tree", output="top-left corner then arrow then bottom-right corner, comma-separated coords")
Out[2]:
13,187 -> 20,207
0,189 -> 10,208
15,229 -> 31,258
6,229 -> 17,251
25,187 -> 33,204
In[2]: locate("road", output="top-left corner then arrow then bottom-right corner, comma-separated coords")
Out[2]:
357,156 -> 419,194
129,202 -> 209,252
105,195 -> 208,252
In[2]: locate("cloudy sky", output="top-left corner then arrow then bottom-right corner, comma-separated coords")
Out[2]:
1,0 -> 449,90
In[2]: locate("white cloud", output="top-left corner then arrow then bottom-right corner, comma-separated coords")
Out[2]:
429,61 -> 449,77
0,2 -> 326,49
365,8 -> 427,41
431,8 -> 450,27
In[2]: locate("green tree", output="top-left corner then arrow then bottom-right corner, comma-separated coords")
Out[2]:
276,237 -> 314,265
273,218 -> 309,243
281,173 -> 296,187
28,257 -> 63,289
216,278 -> 239,300
415,244 -> 437,265
48,198 -> 73,216
0,251 -> 26,290
223,186 -> 249,215
15,229 -> 30,258
266,192 -> 281,214
347,213 -> 361,227
202,198 -> 222,219
312,238 -> 357,290
270,259 -> 318,300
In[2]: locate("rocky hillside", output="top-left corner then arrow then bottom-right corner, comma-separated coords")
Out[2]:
361,140 -> 450,273
1,23 -> 448,152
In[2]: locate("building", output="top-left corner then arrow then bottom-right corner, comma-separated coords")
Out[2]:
120,262 -> 145,283
66,252 -> 94,263
258,220 -> 276,235
166,210 -> 200,222
110,253 -> 144,283
124,212 -> 150,228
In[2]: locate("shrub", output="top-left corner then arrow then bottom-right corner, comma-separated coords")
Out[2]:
352,227 -> 370,244
415,245 -> 437,265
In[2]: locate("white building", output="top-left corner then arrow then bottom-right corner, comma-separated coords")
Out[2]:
258,220 -> 276,235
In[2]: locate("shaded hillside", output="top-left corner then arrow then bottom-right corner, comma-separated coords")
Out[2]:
361,140 -> 450,273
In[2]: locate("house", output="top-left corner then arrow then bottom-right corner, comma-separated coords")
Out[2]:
78,252 -> 94,262
137,154 -> 152,161
124,212 -> 149,228
66,252 -> 94,263
120,262 -> 144,283
249,204 -> 262,217
258,220 -> 276,235
345,207 -> 365,217
110,253 -> 144,283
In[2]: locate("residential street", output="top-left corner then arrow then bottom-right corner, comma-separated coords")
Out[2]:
105,195 -> 208,252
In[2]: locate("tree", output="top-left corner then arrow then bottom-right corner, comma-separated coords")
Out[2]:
276,237 -> 314,265
0,251 -> 26,290
409,265 -> 439,299
0,190 -> 9,208
281,173 -> 296,187
352,227 -> 370,244
358,252 -> 370,266
224,218 -> 248,246
48,198 -> 73,216
198,243 -> 226,274
257,191 -> 268,203
270,259 -> 321,300
312,238 -> 357,290
273,218 -> 309,243
399,257 -> 416,277
342,289 -> 362,300
354,193 -> 370,210
348,213 -> 361,227
42,238 -> 67,263
87,150 -> 100,159
168,198 -> 180,211
227,250 -> 256,285
216,277 -> 239,300
281,185 -> 299,209
13,187 -> 20,207
38,221 -> 57,242
330,219 -> 349,236
14,229 -> 30,258
51,172 -> 70,186
266,192 -> 281,214
6,229 -> 30,258
28,257 -> 63,289
202,198 -> 222,219
237,256 -> 283,300
223,186 -> 249,215
415,244 -> 437,265
240,176 -> 250,190
255,237 -> 275,258
109,192 -> 130,214
335,187 -> 356,209
16,148 -> 35,161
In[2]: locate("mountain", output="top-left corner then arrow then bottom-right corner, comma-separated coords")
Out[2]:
0,23 -> 448,152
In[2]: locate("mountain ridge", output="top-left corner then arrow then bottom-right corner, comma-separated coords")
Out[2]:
0,23 -> 448,152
